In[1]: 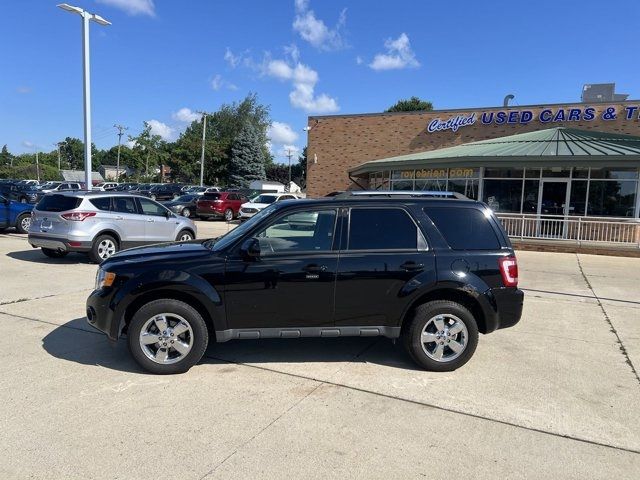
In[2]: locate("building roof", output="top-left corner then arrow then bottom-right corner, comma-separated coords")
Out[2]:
60,170 -> 104,182
349,127 -> 640,176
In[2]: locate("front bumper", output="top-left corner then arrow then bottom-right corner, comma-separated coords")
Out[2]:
28,233 -> 92,252
86,287 -> 120,341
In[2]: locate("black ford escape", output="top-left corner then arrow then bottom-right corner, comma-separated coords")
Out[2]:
86,192 -> 523,374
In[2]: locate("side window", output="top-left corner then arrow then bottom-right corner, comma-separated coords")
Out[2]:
138,198 -> 168,217
112,196 -> 138,214
255,209 -> 337,255
348,208 -> 418,251
89,197 -> 111,211
228,194 -> 238,201
424,207 -> 501,250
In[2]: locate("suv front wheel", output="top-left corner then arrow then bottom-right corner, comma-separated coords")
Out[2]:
127,299 -> 209,374
403,300 -> 479,372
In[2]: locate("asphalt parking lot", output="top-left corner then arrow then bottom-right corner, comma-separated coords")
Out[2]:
1,221 -> 639,479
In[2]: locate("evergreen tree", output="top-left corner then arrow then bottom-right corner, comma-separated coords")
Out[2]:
1,145 -> 13,166
227,123 -> 266,188
385,96 -> 433,112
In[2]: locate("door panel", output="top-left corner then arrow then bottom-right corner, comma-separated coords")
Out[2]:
538,181 -> 569,238
223,208 -> 339,329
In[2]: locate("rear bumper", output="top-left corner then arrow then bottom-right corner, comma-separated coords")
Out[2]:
28,233 -> 92,252
491,288 -> 524,330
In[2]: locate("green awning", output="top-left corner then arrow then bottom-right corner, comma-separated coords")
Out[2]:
349,127 -> 640,176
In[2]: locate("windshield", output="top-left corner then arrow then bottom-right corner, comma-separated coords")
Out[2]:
253,194 -> 277,204
175,195 -> 195,202
208,203 -> 279,251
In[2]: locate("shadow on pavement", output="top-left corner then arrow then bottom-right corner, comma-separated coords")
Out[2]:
42,318 -> 420,373
7,249 -> 91,264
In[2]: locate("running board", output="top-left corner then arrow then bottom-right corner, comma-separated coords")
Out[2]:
215,326 -> 401,342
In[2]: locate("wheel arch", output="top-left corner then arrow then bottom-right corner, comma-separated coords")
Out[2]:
120,289 -> 216,341
400,287 -> 493,334
94,229 -> 122,247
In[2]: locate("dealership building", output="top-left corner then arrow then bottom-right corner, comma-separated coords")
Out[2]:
306,95 -> 640,249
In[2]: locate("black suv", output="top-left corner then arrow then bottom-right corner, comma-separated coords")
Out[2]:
147,184 -> 184,201
86,192 -> 523,374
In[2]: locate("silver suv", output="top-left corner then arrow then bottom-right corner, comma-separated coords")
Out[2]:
28,192 -> 197,263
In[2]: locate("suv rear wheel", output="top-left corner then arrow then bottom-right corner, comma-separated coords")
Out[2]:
89,234 -> 119,263
223,208 -> 233,221
16,213 -> 31,234
127,299 -> 209,374
403,300 -> 478,372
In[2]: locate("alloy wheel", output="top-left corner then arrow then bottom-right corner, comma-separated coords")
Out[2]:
224,209 -> 233,221
182,208 -> 190,217
179,232 -> 193,241
97,238 -> 117,260
139,313 -> 193,365
420,314 -> 468,362
20,216 -> 31,232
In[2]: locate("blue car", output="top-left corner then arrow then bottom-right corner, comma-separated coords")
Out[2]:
0,194 -> 33,233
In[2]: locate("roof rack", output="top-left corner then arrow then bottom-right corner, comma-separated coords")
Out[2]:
334,190 -> 469,200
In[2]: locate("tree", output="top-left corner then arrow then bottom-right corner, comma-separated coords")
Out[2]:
128,122 -> 168,181
385,96 -> 433,112
227,123 -> 266,188
1,145 -> 13,166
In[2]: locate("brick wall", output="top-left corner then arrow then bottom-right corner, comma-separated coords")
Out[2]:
306,102 -> 640,197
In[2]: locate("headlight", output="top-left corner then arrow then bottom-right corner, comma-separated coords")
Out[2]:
95,268 -> 116,290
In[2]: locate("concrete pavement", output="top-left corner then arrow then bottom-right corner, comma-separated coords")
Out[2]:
0,225 -> 639,479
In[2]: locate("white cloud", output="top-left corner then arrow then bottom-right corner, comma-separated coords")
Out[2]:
96,0 -> 155,17
279,144 -> 300,157
210,74 -> 238,91
172,107 -> 200,123
147,120 -> 174,141
224,48 -> 241,68
355,56 -> 363,65
268,122 -> 299,145
125,140 -> 137,148
293,0 -> 347,51
16,86 -> 31,94
22,140 -> 34,148
369,33 -> 420,71
264,58 -> 338,113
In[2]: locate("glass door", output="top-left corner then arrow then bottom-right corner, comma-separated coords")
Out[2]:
537,180 -> 569,238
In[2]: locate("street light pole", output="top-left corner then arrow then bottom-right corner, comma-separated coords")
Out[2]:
197,111 -> 207,187
57,4 -> 111,191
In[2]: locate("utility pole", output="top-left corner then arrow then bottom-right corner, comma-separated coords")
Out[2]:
54,143 -> 62,171
35,149 -> 40,182
196,111 -> 207,187
285,148 -> 294,187
114,124 -> 128,181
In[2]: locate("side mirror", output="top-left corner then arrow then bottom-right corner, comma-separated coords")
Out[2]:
165,210 -> 173,219
240,238 -> 261,260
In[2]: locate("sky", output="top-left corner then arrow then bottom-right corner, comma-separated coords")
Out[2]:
1,0 -> 639,162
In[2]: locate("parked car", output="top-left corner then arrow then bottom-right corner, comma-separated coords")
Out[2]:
94,182 -> 119,191
146,184 -> 184,201
162,194 -> 200,217
85,191 -> 524,374
40,182 -> 83,194
0,194 -> 33,233
38,181 -> 63,192
238,193 -> 300,220
114,183 -> 139,191
10,184 -> 41,204
28,192 -> 197,263
196,192 -> 247,221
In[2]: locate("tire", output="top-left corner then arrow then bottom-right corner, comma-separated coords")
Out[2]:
89,234 -> 119,263
223,208 -> 233,221
176,229 -> 194,242
127,299 -> 209,374
15,213 -> 31,234
181,208 -> 191,217
41,248 -> 68,258
402,300 -> 479,372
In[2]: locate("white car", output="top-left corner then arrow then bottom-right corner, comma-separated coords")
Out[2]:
94,182 -> 119,191
238,193 -> 300,220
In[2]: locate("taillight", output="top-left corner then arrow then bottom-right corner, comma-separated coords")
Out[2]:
498,256 -> 518,287
60,211 -> 96,221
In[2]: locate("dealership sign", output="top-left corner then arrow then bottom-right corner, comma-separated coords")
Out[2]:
427,105 -> 638,134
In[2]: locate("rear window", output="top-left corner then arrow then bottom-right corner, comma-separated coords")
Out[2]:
348,208 -> 418,250
37,194 -> 82,212
90,197 -> 111,211
203,193 -> 221,200
424,207 -> 501,250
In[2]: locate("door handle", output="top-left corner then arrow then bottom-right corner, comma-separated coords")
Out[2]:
400,261 -> 424,272
147,218 -> 155,223
303,264 -> 327,273
115,216 -> 124,220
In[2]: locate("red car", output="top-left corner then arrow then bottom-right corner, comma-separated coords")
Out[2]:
196,192 -> 248,221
